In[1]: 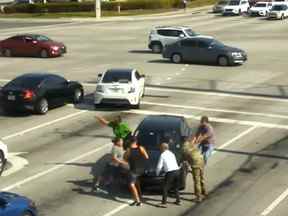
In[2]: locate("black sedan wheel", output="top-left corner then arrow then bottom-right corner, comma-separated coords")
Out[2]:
171,53 -> 182,63
3,49 -> 12,57
73,89 -> 83,104
40,49 -> 49,58
35,98 -> 49,114
0,151 -> 6,176
218,56 -> 229,66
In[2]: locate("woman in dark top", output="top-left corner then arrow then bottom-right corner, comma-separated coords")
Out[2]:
124,136 -> 149,206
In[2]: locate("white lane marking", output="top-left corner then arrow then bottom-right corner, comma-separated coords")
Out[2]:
1,143 -> 110,191
124,109 -> 288,130
142,101 -> 288,120
261,189 -> 288,216
2,110 -> 87,141
102,204 -> 129,216
167,77 -> 172,80
1,79 -> 288,103
213,126 -> 257,152
2,152 -> 29,177
100,126 -> 257,216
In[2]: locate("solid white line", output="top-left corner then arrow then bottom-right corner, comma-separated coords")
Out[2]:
124,109 -> 288,130
102,204 -> 129,216
2,110 -> 87,141
260,188 -> 288,216
1,143 -> 110,191
142,101 -> 288,120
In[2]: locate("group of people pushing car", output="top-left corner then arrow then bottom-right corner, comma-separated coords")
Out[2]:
93,115 -> 215,208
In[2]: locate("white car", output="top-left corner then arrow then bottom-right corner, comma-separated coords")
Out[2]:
268,4 -> 288,19
222,0 -> 250,15
213,0 -> 230,13
94,69 -> 145,109
248,1 -> 272,16
0,139 -> 8,176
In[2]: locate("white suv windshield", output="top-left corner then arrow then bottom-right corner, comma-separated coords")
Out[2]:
184,29 -> 198,37
229,0 -> 240,5
102,71 -> 132,83
255,3 -> 266,7
272,5 -> 286,10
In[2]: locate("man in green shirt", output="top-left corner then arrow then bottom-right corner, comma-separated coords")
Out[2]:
96,115 -> 132,148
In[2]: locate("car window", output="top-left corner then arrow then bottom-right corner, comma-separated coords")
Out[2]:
5,76 -> 43,89
229,0 -> 240,5
157,29 -> 182,37
10,36 -> 24,42
48,75 -> 67,84
184,29 -> 199,37
135,71 -> 141,80
198,40 -> 211,48
241,1 -> 247,4
102,71 -> 132,83
24,36 -> 34,42
180,39 -> 197,47
35,35 -> 51,41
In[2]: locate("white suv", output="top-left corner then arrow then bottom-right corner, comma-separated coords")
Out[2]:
148,26 -> 203,53
248,1 -> 272,16
94,69 -> 145,109
0,140 -> 8,176
268,4 -> 288,19
222,0 -> 250,15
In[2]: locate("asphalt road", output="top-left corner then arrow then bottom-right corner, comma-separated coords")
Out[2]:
0,9 -> 288,216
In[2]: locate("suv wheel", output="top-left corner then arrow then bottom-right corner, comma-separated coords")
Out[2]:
151,43 -> 162,53
35,98 -> 49,114
218,56 -> 229,66
0,151 -> 6,176
171,53 -> 182,63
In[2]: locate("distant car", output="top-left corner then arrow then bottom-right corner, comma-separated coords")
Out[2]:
162,37 -> 247,66
94,69 -> 145,109
0,73 -> 83,114
213,0 -> 230,13
248,1 -> 272,16
0,34 -> 66,58
0,140 -> 8,176
133,115 -> 192,190
222,0 -> 250,15
148,26 -> 212,53
0,192 -> 37,216
268,4 -> 288,19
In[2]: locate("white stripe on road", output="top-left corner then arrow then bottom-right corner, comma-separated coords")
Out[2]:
124,109 -> 288,130
1,143 -> 111,191
102,204 -> 129,216
2,110 -> 87,141
142,101 -> 288,120
260,188 -> 288,216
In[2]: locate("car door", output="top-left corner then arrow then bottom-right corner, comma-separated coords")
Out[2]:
7,36 -> 25,56
179,39 -> 200,62
159,29 -> 183,46
42,76 -> 67,106
198,40 -> 217,64
23,36 -> 39,56
241,0 -> 249,11
0,198 -> 19,216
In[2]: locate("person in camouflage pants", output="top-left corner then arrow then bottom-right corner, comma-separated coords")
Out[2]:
183,137 -> 207,202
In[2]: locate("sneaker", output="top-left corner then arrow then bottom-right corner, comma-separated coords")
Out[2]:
129,201 -> 138,206
136,202 -> 142,206
158,203 -> 167,208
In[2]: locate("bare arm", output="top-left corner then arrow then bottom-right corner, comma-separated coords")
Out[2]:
139,146 -> 149,160
95,115 -> 109,126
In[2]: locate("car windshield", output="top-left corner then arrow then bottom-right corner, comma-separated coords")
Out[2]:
137,130 -> 181,151
210,39 -> 225,48
102,71 -> 131,83
229,0 -> 240,5
218,0 -> 228,5
184,29 -> 199,37
272,5 -> 286,10
34,35 -> 51,41
254,3 -> 266,7
4,76 -> 43,89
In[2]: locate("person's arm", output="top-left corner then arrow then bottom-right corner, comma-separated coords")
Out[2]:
156,154 -> 163,176
95,116 -> 110,126
123,149 -> 130,162
139,146 -> 149,160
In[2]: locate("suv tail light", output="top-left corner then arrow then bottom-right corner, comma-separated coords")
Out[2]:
23,90 -> 35,100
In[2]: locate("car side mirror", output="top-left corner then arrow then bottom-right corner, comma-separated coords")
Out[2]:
96,73 -> 102,83
179,34 -> 185,38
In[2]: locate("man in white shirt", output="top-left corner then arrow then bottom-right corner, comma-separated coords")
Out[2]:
156,143 -> 181,208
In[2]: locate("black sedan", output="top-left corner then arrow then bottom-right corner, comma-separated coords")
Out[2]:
0,73 -> 84,114
162,37 -> 247,66
133,115 -> 192,190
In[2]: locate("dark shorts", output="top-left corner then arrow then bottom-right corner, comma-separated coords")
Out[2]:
128,172 -> 139,184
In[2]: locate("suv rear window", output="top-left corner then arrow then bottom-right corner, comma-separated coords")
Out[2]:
157,29 -> 183,37
102,71 -> 132,83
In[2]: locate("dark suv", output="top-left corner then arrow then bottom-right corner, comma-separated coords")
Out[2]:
133,115 -> 192,190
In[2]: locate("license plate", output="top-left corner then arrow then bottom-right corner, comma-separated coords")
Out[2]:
7,95 -> 15,101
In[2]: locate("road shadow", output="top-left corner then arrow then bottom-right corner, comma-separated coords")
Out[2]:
129,50 -> 154,54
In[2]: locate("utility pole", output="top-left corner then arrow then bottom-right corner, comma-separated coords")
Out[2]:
95,0 -> 101,19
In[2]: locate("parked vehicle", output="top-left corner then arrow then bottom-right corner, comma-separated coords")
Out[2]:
213,0 -> 230,13
268,4 -> 288,19
162,37 -> 247,66
0,34 -> 66,58
248,1 -> 272,16
148,26 -> 212,53
0,73 -> 83,114
0,140 -> 8,176
222,0 -> 250,15
133,115 -> 192,190
0,192 -> 37,216
94,69 -> 145,109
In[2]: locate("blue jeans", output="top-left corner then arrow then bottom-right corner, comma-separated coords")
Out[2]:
198,144 -> 214,165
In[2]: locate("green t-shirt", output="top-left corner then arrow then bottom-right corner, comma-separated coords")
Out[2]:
108,121 -> 131,139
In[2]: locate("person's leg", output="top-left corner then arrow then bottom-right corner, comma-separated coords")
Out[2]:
203,144 -> 214,165
192,168 -> 202,201
174,171 -> 181,204
162,172 -> 173,205
200,168 -> 207,196
129,183 -> 140,202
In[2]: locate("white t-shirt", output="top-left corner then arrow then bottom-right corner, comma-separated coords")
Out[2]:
156,150 -> 179,175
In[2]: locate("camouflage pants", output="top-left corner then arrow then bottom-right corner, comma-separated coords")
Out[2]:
191,167 -> 206,197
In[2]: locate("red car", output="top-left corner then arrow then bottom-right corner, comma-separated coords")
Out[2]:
0,34 -> 66,58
